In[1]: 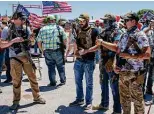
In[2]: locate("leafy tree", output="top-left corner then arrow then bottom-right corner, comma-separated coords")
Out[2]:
137,9 -> 154,19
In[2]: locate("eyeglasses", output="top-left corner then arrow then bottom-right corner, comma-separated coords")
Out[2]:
103,20 -> 109,24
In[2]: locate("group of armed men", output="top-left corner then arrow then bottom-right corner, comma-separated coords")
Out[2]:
0,10 -> 154,114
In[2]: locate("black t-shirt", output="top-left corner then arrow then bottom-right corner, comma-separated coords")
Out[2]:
76,27 -> 99,60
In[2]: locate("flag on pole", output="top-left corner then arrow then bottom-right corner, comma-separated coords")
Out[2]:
42,1 -> 72,15
16,4 -> 30,17
139,11 -> 154,22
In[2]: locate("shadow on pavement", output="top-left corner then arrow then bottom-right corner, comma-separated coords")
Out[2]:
19,102 -> 37,109
1,82 -> 12,87
0,105 -> 18,114
0,103 -> 38,114
55,105 -> 106,114
25,85 -> 61,92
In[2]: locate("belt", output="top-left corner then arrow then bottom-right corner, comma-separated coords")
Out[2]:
45,48 -> 60,52
133,69 -> 146,76
120,69 -> 146,76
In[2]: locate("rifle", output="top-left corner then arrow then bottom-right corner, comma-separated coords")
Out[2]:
22,19 -> 37,71
57,25 -> 65,65
116,33 -> 141,69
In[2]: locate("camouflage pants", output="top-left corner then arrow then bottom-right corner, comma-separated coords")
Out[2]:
119,72 -> 144,114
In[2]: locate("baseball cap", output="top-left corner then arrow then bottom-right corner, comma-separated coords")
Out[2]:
100,14 -> 116,21
77,13 -> 90,21
47,15 -> 56,21
2,20 -> 8,25
13,11 -> 27,20
95,20 -> 100,23
121,12 -> 139,21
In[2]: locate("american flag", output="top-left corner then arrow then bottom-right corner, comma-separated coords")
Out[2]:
42,1 -> 72,15
139,11 -> 154,22
29,13 -> 45,28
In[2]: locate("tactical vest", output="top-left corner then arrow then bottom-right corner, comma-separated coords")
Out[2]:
99,29 -> 117,56
76,27 -> 93,49
8,24 -> 30,54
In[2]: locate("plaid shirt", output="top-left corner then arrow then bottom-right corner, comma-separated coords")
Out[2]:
37,24 -> 67,50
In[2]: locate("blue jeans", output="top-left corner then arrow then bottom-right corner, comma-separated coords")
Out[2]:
5,48 -> 12,81
95,50 -> 100,63
44,49 -> 66,84
0,50 -> 5,83
74,59 -> 95,105
100,68 -> 121,113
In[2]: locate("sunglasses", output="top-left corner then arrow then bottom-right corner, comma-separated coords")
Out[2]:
124,19 -> 132,23
103,20 -> 109,24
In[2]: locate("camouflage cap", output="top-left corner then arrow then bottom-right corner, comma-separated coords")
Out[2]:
100,14 -> 116,21
121,12 -> 139,21
77,13 -> 90,21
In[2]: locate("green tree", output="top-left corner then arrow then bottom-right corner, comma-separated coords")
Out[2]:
137,9 -> 154,19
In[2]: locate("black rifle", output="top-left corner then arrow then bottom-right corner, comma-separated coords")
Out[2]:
9,20 -> 37,71
116,33 -> 141,69
57,26 -> 66,65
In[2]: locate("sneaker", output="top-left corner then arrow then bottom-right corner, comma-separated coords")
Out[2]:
83,104 -> 92,110
0,89 -> 2,93
92,104 -> 109,110
59,81 -> 66,86
69,100 -> 84,106
47,83 -> 56,87
34,97 -> 46,104
10,103 -> 19,110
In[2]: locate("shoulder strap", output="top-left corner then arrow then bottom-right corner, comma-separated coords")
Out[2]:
57,25 -> 61,36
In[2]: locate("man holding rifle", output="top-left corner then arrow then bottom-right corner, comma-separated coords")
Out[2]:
96,12 -> 151,114
8,11 -> 46,110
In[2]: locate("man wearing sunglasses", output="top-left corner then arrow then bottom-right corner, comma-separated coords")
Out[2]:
97,12 -> 151,114
69,13 -> 99,110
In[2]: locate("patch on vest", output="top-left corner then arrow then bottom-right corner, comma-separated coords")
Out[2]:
77,28 -> 92,49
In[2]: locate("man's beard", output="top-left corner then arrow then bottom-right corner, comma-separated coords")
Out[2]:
80,22 -> 88,29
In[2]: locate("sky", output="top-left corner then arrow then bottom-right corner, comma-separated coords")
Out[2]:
0,1 -> 154,20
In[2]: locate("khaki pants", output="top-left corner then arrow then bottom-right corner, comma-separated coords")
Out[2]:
10,56 -> 40,104
119,72 -> 144,114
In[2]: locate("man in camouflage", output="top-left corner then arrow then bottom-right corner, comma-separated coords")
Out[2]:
97,12 -> 151,114
92,14 -> 122,114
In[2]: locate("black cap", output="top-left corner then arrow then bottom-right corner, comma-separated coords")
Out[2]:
121,12 -> 139,22
13,11 -> 27,20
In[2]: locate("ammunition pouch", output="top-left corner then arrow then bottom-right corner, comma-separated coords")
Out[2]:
105,58 -> 114,72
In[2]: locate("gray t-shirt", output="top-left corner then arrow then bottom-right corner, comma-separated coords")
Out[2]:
1,26 -> 9,40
